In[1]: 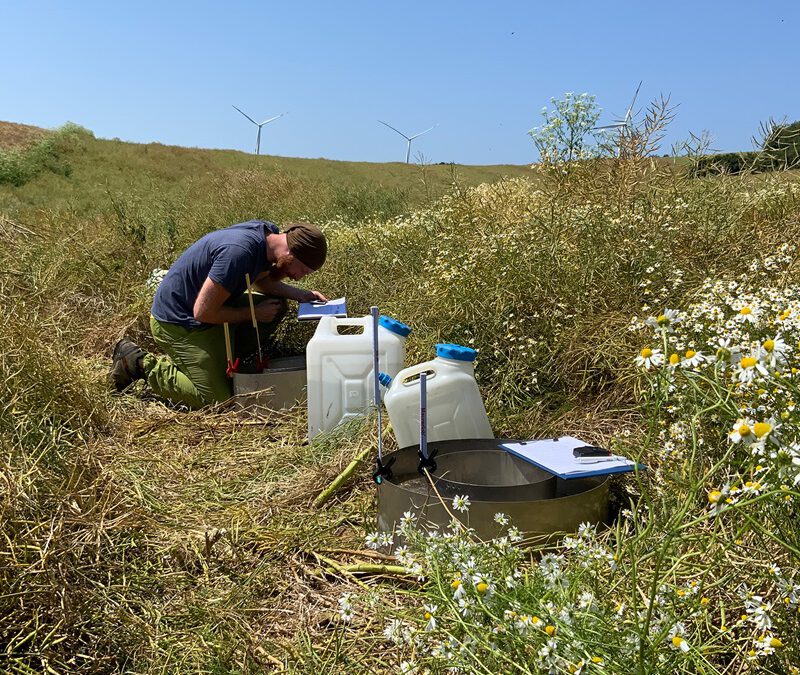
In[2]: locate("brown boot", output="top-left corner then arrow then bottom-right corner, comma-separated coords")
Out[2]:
110,338 -> 147,391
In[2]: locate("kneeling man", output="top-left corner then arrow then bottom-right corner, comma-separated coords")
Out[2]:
111,220 -> 327,408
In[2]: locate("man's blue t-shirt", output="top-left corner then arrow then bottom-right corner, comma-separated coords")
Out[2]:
151,220 -> 278,327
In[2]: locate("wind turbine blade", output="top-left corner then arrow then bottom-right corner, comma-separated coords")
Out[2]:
259,113 -> 285,126
232,105 -> 258,125
593,123 -> 626,130
624,81 -> 643,125
409,125 -> 436,141
378,120 -> 410,140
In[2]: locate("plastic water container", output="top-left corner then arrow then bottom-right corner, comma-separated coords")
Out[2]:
380,343 -> 493,449
307,315 -> 412,439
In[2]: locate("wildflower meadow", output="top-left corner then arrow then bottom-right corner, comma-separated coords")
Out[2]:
1,99 -> 799,673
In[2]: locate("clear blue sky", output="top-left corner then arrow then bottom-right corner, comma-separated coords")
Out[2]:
2,1 -> 798,165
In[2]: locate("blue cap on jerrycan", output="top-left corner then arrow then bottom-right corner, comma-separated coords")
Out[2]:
378,372 -> 393,388
435,343 -> 477,362
379,315 -> 412,338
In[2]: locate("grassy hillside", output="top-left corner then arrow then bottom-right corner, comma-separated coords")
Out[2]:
0,120 -> 534,216
2,119 -> 800,673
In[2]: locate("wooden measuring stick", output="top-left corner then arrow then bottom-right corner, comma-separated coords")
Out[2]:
223,322 -> 233,364
244,273 -> 264,367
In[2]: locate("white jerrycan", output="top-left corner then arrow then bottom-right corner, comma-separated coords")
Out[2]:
306,315 -> 411,440
380,343 -> 493,449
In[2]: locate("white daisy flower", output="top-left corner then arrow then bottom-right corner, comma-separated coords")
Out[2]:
635,347 -> 665,369
734,355 -> 769,383
383,619 -> 404,644
338,593 -> 354,622
756,634 -> 783,656
715,337 -> 741,365
494,512 -> 509,526
729,418 -> 757,444
645,308 -> 681,332
681,349 -> 708,368
452,494 -> 471,512
760,335 -> 789,368
423,604 -> 437,631
668,622 -> 689,652
734,303 -> 760,324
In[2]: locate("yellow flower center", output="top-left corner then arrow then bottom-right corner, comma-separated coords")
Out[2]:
754,422 -> 772,438
685,350 -> 696,359
424,612 -> 432,620
641,347 -> 653,359
657,314 -> 669,325
451,579 -> 461,589
672,636 -> 685,648
764,339 -> 775,352
669,353 -> 680,365
740,357 -> 757,369
700,597 -> 710,606
740,306 -> 752,315
770,637 -> 783,648
591,657 -> 604,664
737,424 -> 751,437
708,490 -> 722,503
476,582 -> 489,594
545,625 -> 556,636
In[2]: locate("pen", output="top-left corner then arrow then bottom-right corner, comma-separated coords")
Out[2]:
575,455 -> 628,464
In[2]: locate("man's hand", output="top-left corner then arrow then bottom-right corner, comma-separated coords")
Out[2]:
299,290 -> 328,303
255,299 -> 283,323
254,276 -> 328,303
194,278 -> 286,325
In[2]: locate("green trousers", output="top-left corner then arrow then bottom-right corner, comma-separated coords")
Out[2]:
143,297 -> 287,409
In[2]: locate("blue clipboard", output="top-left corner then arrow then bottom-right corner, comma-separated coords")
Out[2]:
501,436 -> 645,480
297,297 -> 347,321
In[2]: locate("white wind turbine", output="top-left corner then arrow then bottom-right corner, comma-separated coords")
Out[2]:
593,81 -> 643,133
378,120 -> 437,163
232,105 -> 286,156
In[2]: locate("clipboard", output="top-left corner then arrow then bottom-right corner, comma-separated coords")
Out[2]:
501,436 -> 645,480
297,297 -> 347,321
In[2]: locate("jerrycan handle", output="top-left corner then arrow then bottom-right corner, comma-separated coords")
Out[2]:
399,364 -> 437,387
317,315 -> 368,336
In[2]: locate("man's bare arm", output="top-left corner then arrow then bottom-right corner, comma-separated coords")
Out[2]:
193,277 -> 281,324
254,277 -> 327,302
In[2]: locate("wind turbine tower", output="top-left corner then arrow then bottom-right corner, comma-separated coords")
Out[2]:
232,105 -> 286,156
378,120 -> 438,163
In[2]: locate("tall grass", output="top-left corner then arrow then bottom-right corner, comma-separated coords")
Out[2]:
1,115 -> 799,672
